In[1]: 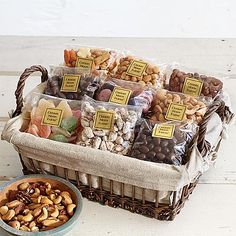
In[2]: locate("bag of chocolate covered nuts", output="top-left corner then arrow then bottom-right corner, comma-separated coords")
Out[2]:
131,119 -> 198,165
165,64 -> 224,99
44,66 -> 105,100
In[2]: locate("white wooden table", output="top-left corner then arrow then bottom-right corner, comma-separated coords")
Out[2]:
0,37 -> 236,236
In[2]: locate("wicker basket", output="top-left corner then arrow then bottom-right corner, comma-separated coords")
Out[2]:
2,65 -> 233,221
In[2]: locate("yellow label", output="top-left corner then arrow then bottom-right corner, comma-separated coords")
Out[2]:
152,124 -> 175,139
60,74 -> 81,92
109,87 -> 132,105
93,110 -> 115,130
76,57 -> 93,70
165,103 -> 187,121
42,108 -> 63,127
182,77 -> 203,96
126,60 -> 147,77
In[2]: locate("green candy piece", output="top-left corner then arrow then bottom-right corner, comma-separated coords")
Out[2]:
60,116 -> 78,132
50,134 -> 68,143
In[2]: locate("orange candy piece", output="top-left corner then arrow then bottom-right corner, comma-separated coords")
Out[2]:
28,117 -> 51,138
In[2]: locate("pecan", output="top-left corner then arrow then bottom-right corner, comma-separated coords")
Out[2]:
16,191 -> 32,204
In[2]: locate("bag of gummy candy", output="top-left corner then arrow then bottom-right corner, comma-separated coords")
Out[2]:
23,93 -> 82,144
95,78 -> 154,113
44,66 -> 105,100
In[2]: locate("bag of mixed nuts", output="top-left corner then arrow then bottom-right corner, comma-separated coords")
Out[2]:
149,89 -> 212,124
77,95 -> 142,155
63,45 -> 121,72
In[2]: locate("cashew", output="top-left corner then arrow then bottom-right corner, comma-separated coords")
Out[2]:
67,204 -> 76,216
61,192 -> 73,205
28,203 -> 41,210
42,219 -> 60,226
8,220 -> 20,229
31,188 -> 40,198
33,207 -> 42,218
45,182 -> 52,194
37,207 -> 48,223
0,206 -> 8,215
42,219 -> 64,228
31,226 -> 39,232
6,200 -> 22,209
56,205 -> 65,210
53,196 -> 62,205
58,214 -> 69,222
19,225 -> 30,232
31,198 -> 39,204
2,209 -> 15,221
50,207 -> 59,218
21,212 -> 34,222
29,221 -> 36,229
16,215 -> 24,221
18,182 -> 30,191
61,191 -> 71,198
41,196 -> 53,205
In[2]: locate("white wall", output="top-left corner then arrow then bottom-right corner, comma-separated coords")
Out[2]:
0,0 -> 236,37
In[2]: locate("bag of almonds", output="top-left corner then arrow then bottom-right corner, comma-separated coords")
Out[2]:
44,66 -> 105,100
165,64 -> 223,98
95,78 -> 154,113
22,93 -> 82,144
149,89 -> 211,124
64,46 -> 121,71
109,54 -> 165,88
131,119 -> 198,165
77,95 -> 142,155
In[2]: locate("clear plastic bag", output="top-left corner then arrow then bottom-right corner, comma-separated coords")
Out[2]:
63,45 -> 121,71
149,89 -> 212,124
165,63 -> 223,98
109,54 -> 165,88
23,93 -> 82,144
77,95 -> 142,155
95,78 -> 154,113
44,66 -> 105,100
131,119 -> 198,165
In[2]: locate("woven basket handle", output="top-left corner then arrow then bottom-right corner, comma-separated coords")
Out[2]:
197,98 -> 225,156
12,65 -> 48,118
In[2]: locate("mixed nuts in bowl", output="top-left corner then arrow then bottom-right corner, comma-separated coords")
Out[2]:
0,175 -> 83,236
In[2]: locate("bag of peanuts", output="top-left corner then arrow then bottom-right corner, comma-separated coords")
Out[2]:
22,93 -> 82,144
165,64 -> 224,99
63,46 -> 121,71
131,119 -> 198,165
149,89 -> 211,124
77,95 -> 142,155
109,54 -> 165,88
44,66 -> 105,100
95,78 -> 154,113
